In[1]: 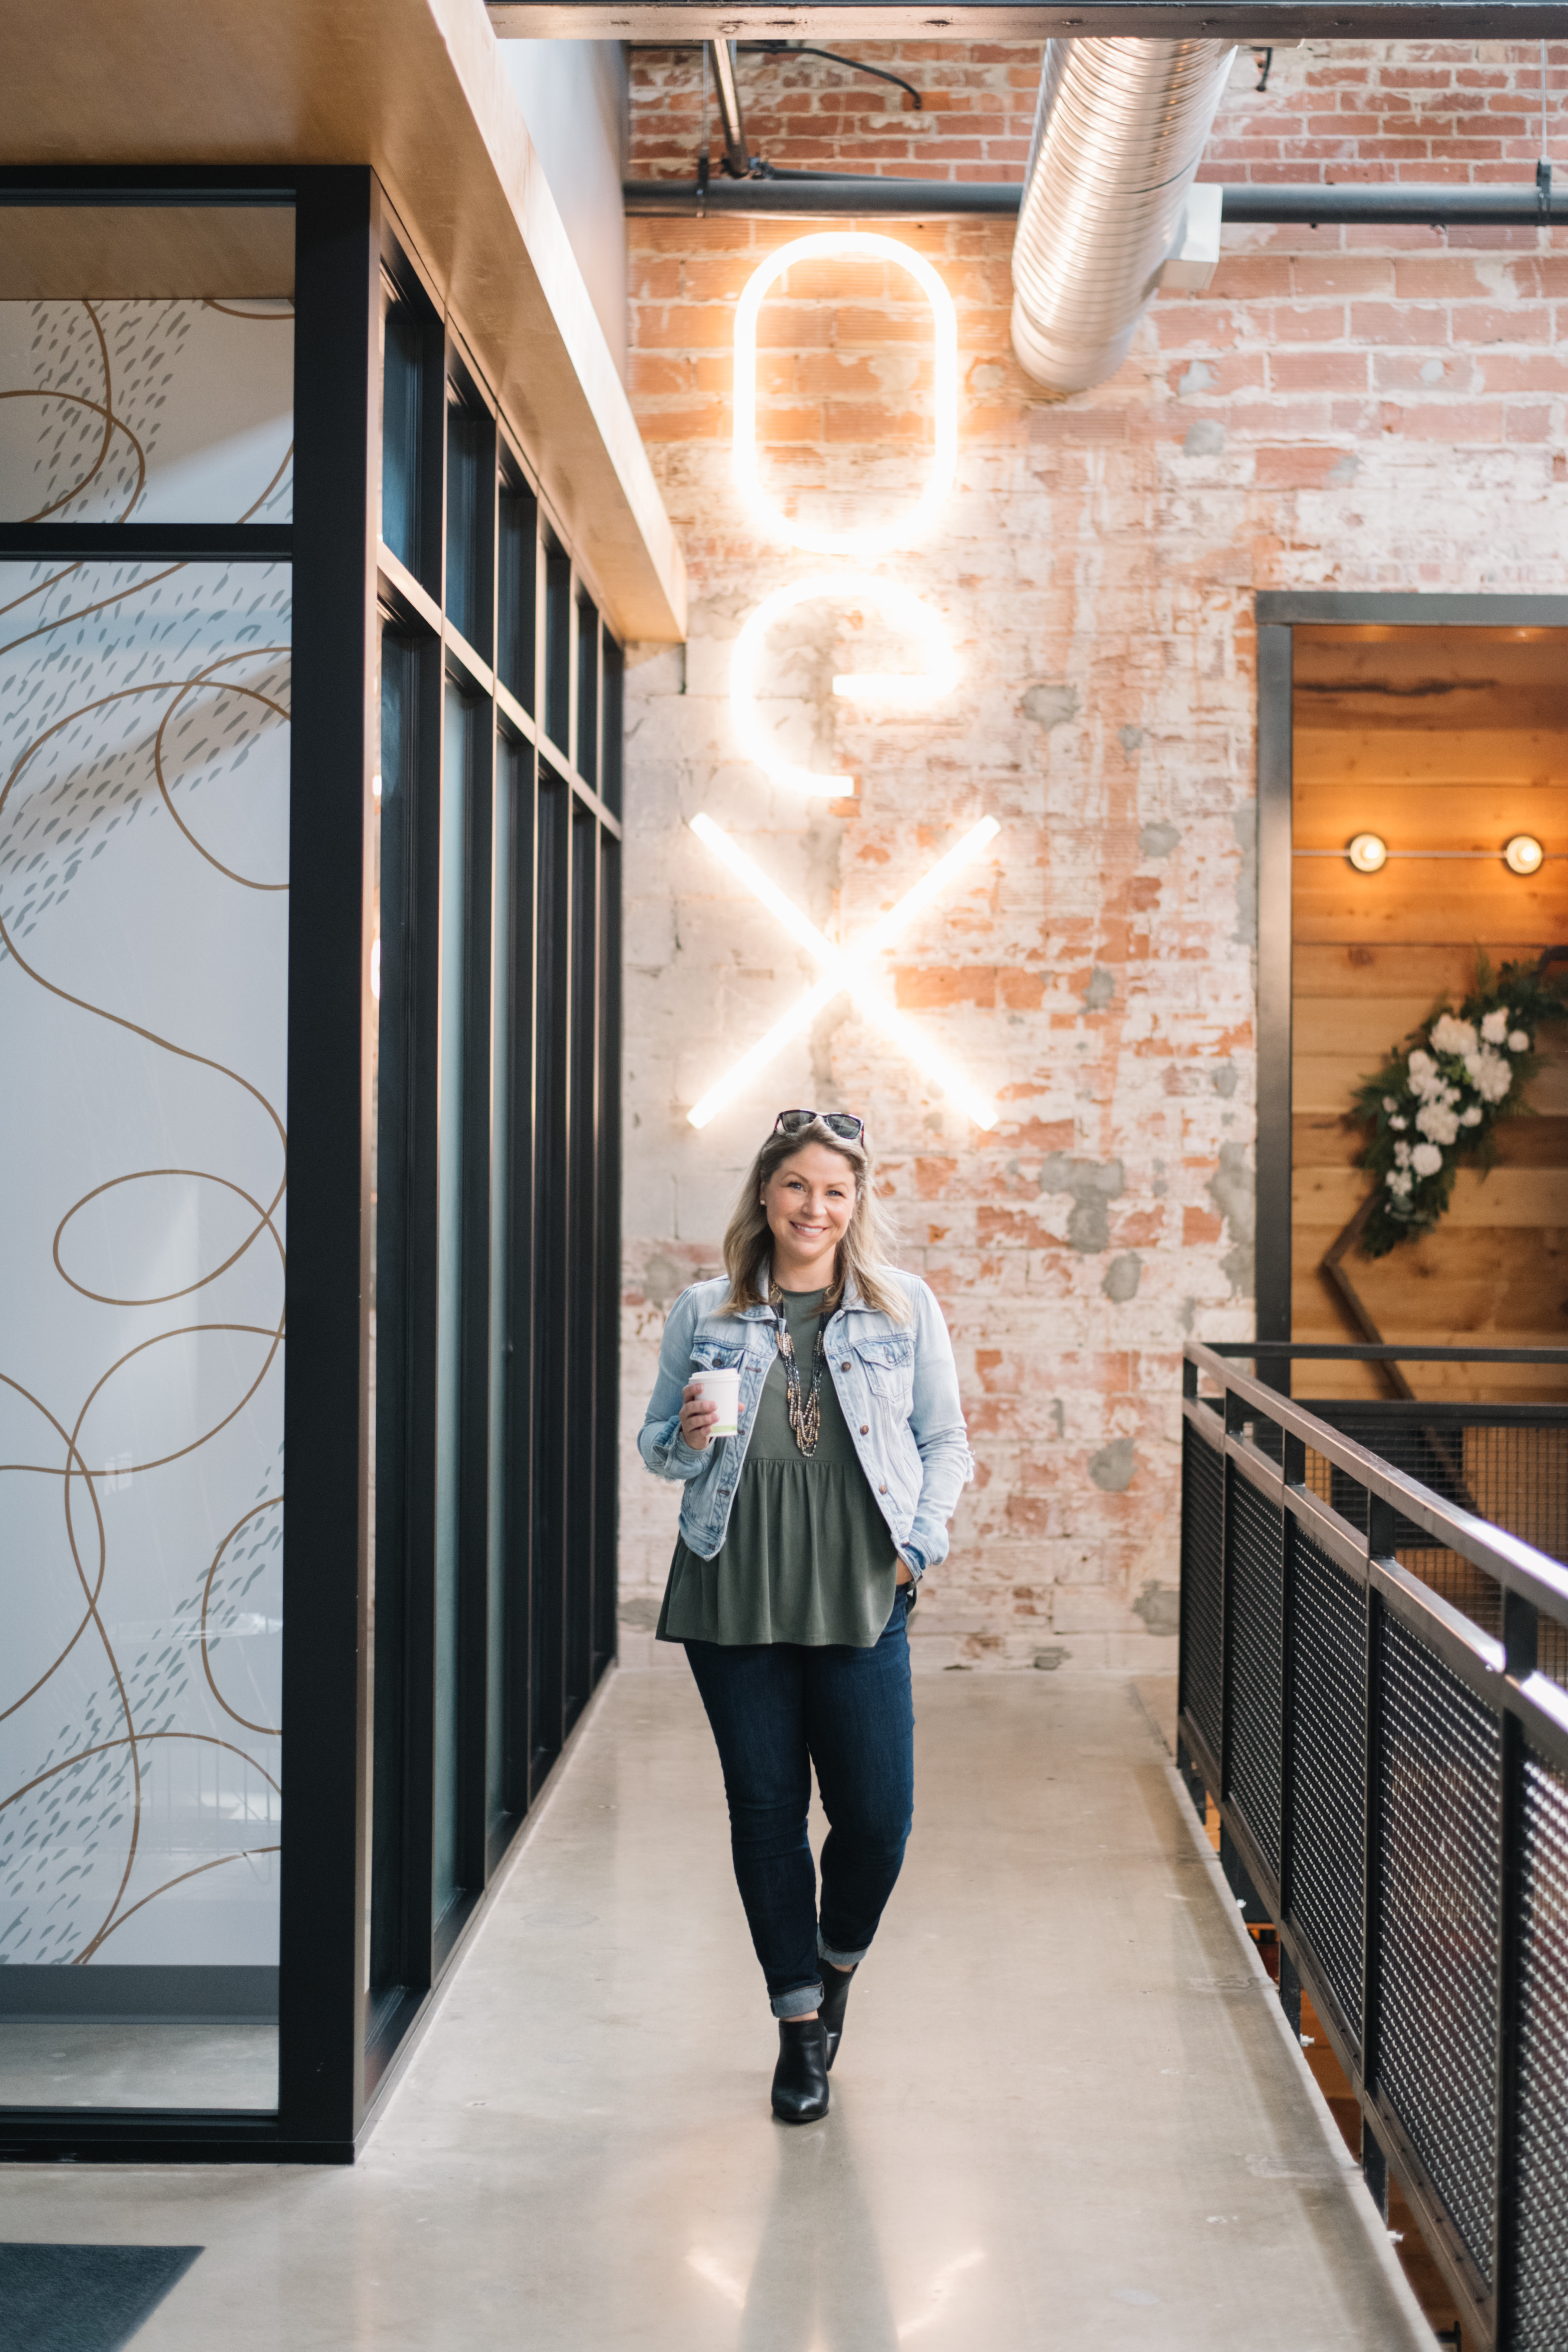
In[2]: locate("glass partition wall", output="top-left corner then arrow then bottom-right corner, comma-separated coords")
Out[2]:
0,169 -> 622,2162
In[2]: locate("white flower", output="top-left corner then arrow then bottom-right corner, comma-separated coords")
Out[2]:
1415,1101 -> 1461,1146
1386,1169 -> 1413,1198
1382,1094 -> 1397,1111
1509,1030 -> 1531,1054
1481,1008 -> 1509,1044
1463,1047 -> 1513,1104
1394,1140 -> 1412,1168
1406,1050 -> 1445,1100
1389,1116 -> 1408,1131
1431,1013 -> 1478,1057
1460,1105 -> 1483,1127
1411,1142 -> 1443,1178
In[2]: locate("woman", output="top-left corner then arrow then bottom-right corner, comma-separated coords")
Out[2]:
639,1110 -> 971,2124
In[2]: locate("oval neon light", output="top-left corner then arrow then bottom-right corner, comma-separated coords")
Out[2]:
731,574 -> 959,797
733,232 -> 958,556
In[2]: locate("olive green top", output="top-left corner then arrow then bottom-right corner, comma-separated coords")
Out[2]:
656,1287 -> 899,1648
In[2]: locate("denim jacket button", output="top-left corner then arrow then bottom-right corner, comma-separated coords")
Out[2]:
859,1424 -> 870,1436
841,1360 -> 851,1370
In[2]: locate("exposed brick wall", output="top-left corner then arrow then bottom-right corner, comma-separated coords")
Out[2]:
629,38 -> 1568,187
618,42 -> 1568,1670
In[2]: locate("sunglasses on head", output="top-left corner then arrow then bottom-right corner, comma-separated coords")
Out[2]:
773,1109 -> 867,1145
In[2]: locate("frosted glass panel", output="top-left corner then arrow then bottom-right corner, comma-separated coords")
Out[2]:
0,299 -> 293,525
0,557 -> 289,2107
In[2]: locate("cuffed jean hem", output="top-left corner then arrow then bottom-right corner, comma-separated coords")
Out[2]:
772,1980 -> 825,2020
818,1931 -> 870,1967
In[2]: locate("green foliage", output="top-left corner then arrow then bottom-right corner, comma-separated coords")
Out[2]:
1349,955 -> 1568,1258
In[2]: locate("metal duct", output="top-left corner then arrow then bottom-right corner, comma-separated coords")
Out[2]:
1010,38 -> 1238,396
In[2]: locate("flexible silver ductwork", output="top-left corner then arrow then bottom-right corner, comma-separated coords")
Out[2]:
1010,39 -> 1238,396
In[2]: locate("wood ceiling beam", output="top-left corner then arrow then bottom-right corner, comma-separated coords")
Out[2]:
491,2 -> 1568,34
0,0 -> 686,645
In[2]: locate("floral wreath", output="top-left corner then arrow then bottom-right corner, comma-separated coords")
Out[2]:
1351,954 -> 1568,1259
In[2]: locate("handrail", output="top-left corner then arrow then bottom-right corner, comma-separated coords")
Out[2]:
1177,1342 -> 1568,2348
1204,1340 -> 1568,1363
1183,1341 -> 1568,1624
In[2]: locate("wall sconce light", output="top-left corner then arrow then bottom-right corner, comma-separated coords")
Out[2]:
1347,832 -> 1388,874
1303,831 -> 1554,873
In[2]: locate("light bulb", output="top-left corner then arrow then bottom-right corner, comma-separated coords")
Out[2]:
1347,833 -> 1388,875
1504,834 -> 1545,876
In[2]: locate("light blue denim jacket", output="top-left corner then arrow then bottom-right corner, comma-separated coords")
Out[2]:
637,1268 -> 973,1579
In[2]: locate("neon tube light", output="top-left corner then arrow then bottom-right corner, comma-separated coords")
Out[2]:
686,812 -> 1000,1130
730,573 -> 958,797
733,232 -> 958,557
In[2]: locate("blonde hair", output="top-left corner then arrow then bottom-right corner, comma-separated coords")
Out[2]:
720,1119 -> 908,1321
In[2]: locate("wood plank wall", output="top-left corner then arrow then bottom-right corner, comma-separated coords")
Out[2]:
1291,625 -> 1568,1402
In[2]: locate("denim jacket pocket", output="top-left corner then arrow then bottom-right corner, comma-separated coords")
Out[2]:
690,1337 -> 746,1373
852,1334 -> 915,1407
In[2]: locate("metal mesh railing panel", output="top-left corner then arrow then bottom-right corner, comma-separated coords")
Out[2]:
1300,1408 -> 1568,1661
1462,1423 -> 1568,1564
1227,1474 -> 1284,1887
1391,1547 -> 1504,1640
1301,1435 -> 1506,1640
1514,1746 -> 1568,2349
1180,1418 -> 1224,1765
1537,1616 -> 1568,1692
1378,1613 -> 1502,2285
1288,1532 -> 1365,2046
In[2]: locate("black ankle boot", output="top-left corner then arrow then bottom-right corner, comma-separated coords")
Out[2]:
771,2017 -> 830,2123
818,1962 -> 856,2072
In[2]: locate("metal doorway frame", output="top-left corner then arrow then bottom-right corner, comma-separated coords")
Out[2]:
1252,590 -> 1568,1368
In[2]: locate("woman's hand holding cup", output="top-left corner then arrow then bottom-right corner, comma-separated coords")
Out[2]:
679,1379 -> 720,1451
681,1368 -> 740,1449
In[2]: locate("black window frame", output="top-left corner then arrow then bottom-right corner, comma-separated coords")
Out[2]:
0,160 -> 626,2168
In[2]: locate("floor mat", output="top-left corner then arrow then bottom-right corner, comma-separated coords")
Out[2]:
0,2244 -> 201,2352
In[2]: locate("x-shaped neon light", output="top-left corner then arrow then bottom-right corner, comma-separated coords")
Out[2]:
686,812 -> 1000,1131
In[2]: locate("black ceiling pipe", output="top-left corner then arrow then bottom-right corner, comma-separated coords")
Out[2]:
625,174 -> 1021,214
624,172 -> 1567,224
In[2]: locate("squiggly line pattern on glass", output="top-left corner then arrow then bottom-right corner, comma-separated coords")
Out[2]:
0,297 -> 292,1971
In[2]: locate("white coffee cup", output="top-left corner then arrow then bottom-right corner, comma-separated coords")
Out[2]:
688,1368 -> 740,1438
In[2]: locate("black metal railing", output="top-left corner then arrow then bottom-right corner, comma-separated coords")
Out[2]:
1178,1341 -> 1568,2352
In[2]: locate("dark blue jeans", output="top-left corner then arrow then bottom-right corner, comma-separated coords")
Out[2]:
685,1589 -> 915,2018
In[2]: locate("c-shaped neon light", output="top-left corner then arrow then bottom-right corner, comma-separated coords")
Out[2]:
686,812 -> 1000,1131
733,231 -> 958,557
731,573 -> 959,797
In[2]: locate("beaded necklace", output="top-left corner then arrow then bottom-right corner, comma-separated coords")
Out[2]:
768,1283 -> 833,1456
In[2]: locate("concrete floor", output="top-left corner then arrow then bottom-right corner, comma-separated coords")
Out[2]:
2,1672 -> 1429,2352
0,2022 -> 276,2109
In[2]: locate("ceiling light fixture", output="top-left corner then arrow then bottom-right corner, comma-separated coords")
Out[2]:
685,812 -> 1000,1129
1347,832 -> 1388,874
732,231 -> 958,557
730,573 -> 959,796
1504,834 -> 1545,876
